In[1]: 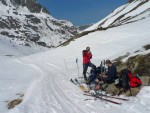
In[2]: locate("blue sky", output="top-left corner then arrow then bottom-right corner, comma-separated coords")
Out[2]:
37,0 -> 128,26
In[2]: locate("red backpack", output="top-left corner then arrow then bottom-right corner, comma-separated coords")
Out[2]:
128,73 -> 142,87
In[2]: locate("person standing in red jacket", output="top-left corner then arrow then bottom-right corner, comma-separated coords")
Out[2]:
82,47 -> 96,81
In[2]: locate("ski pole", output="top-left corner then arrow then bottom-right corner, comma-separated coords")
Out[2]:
64,59 -> 71,76
103,60 -> 108,104
100,61 -> 103,102
103,60 -> 106,74
76,58 -> 79,77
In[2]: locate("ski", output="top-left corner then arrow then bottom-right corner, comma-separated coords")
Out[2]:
83,93 -> 122,105
84,92 -> 129,101
70,79 -> 77,85
84,98 -> 97,101
99,94 -> 129,101
71,78 -> 89,92
71,78 -> 80,85
75,78 -> 80,84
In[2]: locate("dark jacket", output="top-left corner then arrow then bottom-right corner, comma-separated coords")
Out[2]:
107,64 -> 117,79
82,50 -> 92,64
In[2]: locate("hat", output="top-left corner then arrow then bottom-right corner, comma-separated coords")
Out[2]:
86,47 -> 90,50
106,60 -> 111,64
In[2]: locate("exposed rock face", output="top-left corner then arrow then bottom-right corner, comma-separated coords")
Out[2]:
0,0 -> 79,47
7,99 -> 22,109
5,0 -> 50,14
114,52 -> 150,77
128,0 -> 135,3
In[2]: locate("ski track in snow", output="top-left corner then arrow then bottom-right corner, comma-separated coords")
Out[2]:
43,62 -> 61,70
11,58 -> 94,113
8,56 -> 150,113
23,61 -> 90,113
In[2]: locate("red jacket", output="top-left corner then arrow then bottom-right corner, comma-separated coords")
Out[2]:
82,50 -> 92,64
128,73 -> 142,87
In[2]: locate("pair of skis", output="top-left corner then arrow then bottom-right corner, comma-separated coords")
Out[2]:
70,78 -> 89,92
71,79 -> 129,105
70,78 -> 80,85
83,92 -> 129,105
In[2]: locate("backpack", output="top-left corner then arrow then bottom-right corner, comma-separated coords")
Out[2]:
88,66 -> 105,84
128,73 -> 142,87
119,69 -> 130,90
95,66 -> 105,74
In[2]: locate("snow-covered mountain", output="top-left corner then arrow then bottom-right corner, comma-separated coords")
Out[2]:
85,0 -> 150,31
0,0 -> 78,48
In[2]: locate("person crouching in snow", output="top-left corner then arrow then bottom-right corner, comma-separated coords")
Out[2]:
82,47 -> 96,81
105,60 -> 118,83
95,60 -> 118,90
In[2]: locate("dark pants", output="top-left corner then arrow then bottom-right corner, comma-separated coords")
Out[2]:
87,72 -> 96,85
105,77 -> 114,84
97,75 -> 114,84
83,62 -> 96,80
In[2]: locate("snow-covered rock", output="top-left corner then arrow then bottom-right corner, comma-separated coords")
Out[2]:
85,0 -> 150,31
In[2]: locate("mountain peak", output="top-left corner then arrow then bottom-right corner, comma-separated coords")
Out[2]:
0,0 -> 79,48
1,0 -> 49,14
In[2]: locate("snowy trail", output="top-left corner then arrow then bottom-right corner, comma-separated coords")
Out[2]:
14,60 -> 89,113
10,57 -> 108,113
7,53 -> 150,113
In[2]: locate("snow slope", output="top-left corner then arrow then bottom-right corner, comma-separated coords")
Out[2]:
85,0 -> 150,31
1,0 -> 150,113
0,37 -> 48,56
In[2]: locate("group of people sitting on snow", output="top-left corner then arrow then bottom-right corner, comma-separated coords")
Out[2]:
82,46 -> 142,92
